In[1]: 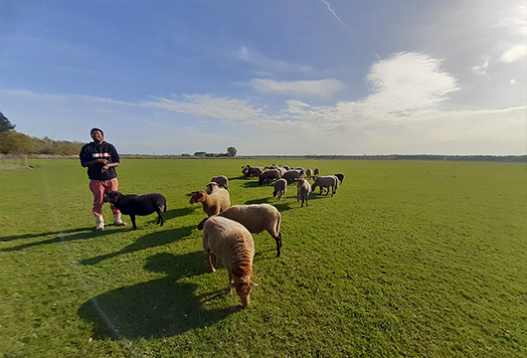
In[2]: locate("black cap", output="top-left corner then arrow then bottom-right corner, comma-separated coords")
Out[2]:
90,128 -> 104,135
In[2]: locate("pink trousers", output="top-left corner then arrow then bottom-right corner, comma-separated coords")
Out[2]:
89,178 -> 121,216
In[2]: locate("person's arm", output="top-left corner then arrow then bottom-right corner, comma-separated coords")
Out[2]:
101,162 -> 119,173
82,158 -> 109,167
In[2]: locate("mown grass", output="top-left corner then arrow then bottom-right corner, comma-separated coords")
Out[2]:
0,158 -> 525,358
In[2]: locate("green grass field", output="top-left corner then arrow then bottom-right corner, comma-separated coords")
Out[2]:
0,158 -> 525,358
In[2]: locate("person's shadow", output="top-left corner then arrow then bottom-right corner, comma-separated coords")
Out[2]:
78,252 -> 239,339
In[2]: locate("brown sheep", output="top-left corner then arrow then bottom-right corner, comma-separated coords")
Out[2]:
273,178 -> 287,201
198,204 -> 283,257
203,216 -> 258,307
190,189 -> 230,217
211,175 -> 228,190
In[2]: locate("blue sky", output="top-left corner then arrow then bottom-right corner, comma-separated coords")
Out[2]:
1,0 -> 525,155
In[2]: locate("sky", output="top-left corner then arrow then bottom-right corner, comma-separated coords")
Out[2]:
0,0 -> 525,156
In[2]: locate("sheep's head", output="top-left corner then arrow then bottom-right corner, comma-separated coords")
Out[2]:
229,282 -> 258,307
205,182 -> 219,194
103,191 -> 121,204
189,191 -> 206,204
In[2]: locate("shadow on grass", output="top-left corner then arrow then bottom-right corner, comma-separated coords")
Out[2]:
0,228 -> 116,252
80,226 -> 194,265
78,252 -> 239,339
241,181 -> 262,188
0,227 -> 95,242
164,206 -> 195,221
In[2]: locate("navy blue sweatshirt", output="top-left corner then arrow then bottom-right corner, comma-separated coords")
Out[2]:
79,141 -> 120,180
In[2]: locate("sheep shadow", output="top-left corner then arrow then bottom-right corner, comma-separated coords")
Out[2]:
0,228 -> 116,252
80,226 -> 194,265
241,181 -> 261,188
164,206 -> 195,221
78,252 -> 238,339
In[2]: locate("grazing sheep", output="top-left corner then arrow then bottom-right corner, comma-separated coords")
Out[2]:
198,204 -> 283,257
273,179 -> 287,201
297,179 -> 311,207
190,189 -> 230,217
306,168 -> 313,180
205,182 -> 219,194
103,191 -> 167,230
211,175 -> 228,190
203,216 -> 258,307
293,167 -> 305,175
281,169 -> 303,184
313,168 -> 320,177
258,169 -> 281,185
334,173 -> 344,184
311,175 -> 339,197
242,165 -> 263,179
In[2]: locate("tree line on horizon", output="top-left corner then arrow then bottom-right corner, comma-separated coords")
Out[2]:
0,112 -> 84,155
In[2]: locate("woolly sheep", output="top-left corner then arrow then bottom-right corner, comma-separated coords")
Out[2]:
313,168 -> 320,176
306,168 -> 313,180
281,169 -> 303,184
297,179 -> 311,207
203,216 -> 258,307
242,165 -> 263,179
198,204 -> 283,257
334,173 -> 344,184
205,182 -> 219,194
211,175 -> 228,190
103,191 -> 167,230
190,189 -> 230,217
259,169 -> 281,185
273,178 -> 287,201
311,175 -> 339,197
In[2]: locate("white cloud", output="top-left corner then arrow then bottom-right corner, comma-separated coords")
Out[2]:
237,46 -> 313,74
510,79 -> 516,84
499,44 -> 527,63
0,89 -> 66,102
285,100 -> 310,108
471,59 -> 489,76
141,94 -> 265,120
365,52 -> 460,114
251,78 -> 345,97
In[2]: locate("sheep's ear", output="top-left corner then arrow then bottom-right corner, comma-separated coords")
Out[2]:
250,282 -> 258,287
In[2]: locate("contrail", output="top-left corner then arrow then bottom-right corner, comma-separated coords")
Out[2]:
321,0 -> 347,28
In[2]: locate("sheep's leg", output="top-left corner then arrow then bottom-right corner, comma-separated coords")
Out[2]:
208,253 -> 216,272
156,208 -> 164,226
275,233 -> 282,257
130,215 -> 137,230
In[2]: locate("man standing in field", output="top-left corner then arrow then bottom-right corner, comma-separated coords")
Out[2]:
79,128 -> 127,231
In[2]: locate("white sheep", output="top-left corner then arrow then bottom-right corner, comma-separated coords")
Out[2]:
203,216 -> 258,307
198,204 -> 283,257
311,175 -> 339,196
190,189 -> 230,217
306,168 -> 313,180
211,175 -> 228,190
297,178 -> 311,207
205,181 -> 219,194
273,178 -> 287,201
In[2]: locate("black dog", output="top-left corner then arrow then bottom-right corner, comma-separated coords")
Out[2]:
103,191 -> 167,230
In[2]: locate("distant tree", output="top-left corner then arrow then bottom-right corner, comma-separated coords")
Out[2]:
0,112 -> 15,133
227,147 -> 237,157
0,131 -> 35,154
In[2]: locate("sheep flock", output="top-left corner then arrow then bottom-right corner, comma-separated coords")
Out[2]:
105,163 -> 343,307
